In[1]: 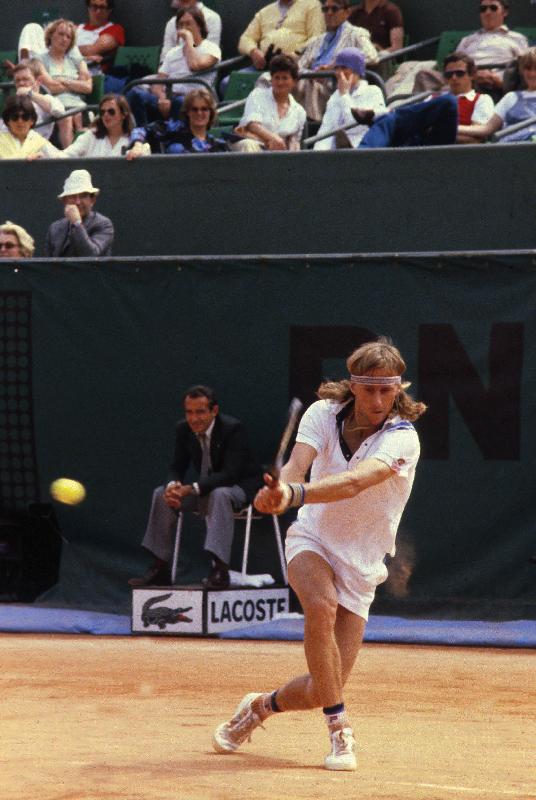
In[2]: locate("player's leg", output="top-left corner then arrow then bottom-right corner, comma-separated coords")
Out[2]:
213,551 -> 359,768
273,550 -> 343,710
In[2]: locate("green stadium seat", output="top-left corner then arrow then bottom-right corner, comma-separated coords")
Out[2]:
0,50 -> 17,82
434,31 -> 472,68
113,46 -> 161,81
217,70 -> 260,128
516,27 -> 536,46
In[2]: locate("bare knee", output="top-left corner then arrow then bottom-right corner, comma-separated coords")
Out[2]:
300,592 -> 338,633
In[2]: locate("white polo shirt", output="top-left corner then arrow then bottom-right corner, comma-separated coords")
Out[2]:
287,399 -> 420,577
160,39 -> 221,94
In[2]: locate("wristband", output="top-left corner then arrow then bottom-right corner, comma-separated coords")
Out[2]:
287,482 -> 305,508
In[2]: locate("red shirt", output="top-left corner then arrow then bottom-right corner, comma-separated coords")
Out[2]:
457,93 -> 481,125
77,22 -> 126,72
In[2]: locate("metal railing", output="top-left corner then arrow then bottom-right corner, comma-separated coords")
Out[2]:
374,36 -> 441,66
492,114 -> 536,142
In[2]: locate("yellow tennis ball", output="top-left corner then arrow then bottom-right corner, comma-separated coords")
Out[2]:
50,477 -> 86,506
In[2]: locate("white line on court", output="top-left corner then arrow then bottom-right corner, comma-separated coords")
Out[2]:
386,781 -> 534,797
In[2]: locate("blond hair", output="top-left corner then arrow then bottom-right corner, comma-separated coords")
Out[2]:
519,47 -> 536,71
0,221 -> 35,257
317,337 -> 427,422
44,19 -> 77,51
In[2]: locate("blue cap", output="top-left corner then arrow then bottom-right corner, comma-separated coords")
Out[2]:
334,47 -> 366,77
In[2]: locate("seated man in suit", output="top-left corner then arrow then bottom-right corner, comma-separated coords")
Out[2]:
45,170 -> 114,257
129,385 -> 263,590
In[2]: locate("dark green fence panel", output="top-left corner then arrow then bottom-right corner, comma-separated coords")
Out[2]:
2,145 -> 536,258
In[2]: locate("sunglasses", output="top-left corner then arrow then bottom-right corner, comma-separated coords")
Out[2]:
190,106 -> 210,112
0,242 -> 17,250
322,4 -> 344,12
8,112 -> 32,122
479,3 -> 500,12
100,107 -> 117,116
444,69 -> 468,78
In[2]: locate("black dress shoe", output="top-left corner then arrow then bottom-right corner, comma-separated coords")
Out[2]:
203,565 -> 230,590
128,563 -> 171,588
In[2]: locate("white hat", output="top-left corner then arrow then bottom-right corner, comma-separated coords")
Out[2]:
57,169 -> 100,198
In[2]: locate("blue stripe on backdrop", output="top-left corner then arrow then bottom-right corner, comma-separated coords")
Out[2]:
1,606 -> 535,647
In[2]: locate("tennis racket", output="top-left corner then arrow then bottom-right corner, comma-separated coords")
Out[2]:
269,397 -> 303,479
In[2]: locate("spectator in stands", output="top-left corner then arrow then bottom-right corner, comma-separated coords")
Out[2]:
61,94 -> 137,156
349,0 -> 404,54
128,384 -> 263,590
414,0 -> 529,99
296,0 -> 378,122
329,51 -> 495,149
161,0 -> 222,64
0,60 -> 65,142
127,88 -> 227,157
314,47 -> 386,149
388,1 -> 528,100
231,54 -> 306,151
127,7 -> 221,127
0,222 -> 35,259
76,0 -> 126,91
239,0 -> 325,71
457,48 -> 536,143
442,52 -> 496,143
37,19 -> 92,148
0,95 -> 61,159
45,169 -> 114,256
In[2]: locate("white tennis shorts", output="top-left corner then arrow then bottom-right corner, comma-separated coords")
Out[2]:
285,528 -> 388,621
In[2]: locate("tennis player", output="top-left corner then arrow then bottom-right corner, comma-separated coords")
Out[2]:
212,337 -> 427,770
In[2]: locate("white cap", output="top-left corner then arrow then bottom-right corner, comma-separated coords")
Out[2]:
58,169 -> 100,198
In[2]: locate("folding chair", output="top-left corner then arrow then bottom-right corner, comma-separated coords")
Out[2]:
171,505 -> 288,586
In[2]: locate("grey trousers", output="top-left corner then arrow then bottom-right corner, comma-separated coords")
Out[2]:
141,484 -> 247,565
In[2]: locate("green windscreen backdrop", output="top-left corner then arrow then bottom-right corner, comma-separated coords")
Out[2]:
0,253 -> 535,617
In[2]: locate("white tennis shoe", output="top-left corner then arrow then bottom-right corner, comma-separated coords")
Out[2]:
324,727 -> 357,771
212,692 -> 265,754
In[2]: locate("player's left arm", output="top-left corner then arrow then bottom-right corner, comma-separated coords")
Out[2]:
299,457 -> 393,504
255,456 -> 393,514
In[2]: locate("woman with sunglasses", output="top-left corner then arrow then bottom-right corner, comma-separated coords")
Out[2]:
0,221 -> 35,259
62,93 -> 138,157
0,95 -> 61,159
126,88 -> 227,158
37,18 -> 92,148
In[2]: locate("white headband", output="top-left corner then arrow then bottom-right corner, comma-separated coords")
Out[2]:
350,375 -> 402,385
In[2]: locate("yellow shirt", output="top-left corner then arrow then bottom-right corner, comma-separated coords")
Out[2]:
239,0 -> 325,57
0,129 -> 52,159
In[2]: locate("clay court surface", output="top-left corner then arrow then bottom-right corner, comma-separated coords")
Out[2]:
1,634 -> 535,800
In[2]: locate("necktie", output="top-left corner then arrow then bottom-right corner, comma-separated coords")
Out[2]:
198,433 -> 210,478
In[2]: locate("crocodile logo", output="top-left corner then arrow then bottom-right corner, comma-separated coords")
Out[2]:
141,593 -> 193,629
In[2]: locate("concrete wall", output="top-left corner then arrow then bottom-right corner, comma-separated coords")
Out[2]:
1,144 -> 535,257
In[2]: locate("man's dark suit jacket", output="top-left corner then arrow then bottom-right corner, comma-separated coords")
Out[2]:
167,413 -> 263,503
44,210 -> 114,257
